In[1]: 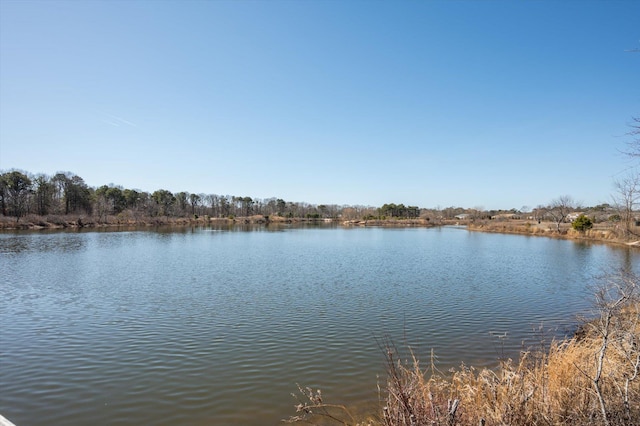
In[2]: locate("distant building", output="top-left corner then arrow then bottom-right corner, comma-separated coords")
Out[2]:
491,213 -> 521,220
566,212 -> 584,222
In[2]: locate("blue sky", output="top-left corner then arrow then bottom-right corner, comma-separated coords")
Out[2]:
0,0 -> 638,210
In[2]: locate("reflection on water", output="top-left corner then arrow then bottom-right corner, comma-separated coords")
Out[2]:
1,226 -> 638,425
0,232 -> 87,254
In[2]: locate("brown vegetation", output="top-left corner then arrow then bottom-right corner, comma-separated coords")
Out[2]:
0,213 -> 334,230
287,271 -> 640,426
342,218 -> 437,227
467,219 -> 640,248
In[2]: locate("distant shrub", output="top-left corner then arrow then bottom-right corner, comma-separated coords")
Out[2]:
572,214 -> 593,231
609,214 -> 621,222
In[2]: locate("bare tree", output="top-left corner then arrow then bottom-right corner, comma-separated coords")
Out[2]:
612,174 -> 640,238
612,113 -> 640,239
623,116 -> 640,159
532,204 -> 547,223
578,270 -> 640,426
547,195 -> 575,232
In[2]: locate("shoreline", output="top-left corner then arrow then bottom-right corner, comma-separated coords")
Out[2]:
0,214 -> 439,231
0,214 -> 335,231
466,219 -> 640,249
1,214 -> 638,249
2,214 -> 638,424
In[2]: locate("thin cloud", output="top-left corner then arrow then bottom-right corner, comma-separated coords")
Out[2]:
102,113 -> 137,127
102,119 -> 120,127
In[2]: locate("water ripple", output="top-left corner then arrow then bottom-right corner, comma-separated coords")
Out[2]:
1,227 -> 637,425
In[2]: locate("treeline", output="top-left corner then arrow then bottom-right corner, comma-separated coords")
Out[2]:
0,169 -> 430,223
377,203 -> 421,219
4,169 -> 630,229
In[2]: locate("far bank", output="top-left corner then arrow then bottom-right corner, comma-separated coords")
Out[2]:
466,218 -> 640,248
2,213 -> 639,250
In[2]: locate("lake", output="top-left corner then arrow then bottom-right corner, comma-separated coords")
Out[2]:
1,225 -> 638,425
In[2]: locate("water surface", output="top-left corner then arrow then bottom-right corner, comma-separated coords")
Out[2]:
1,226 -> 638,425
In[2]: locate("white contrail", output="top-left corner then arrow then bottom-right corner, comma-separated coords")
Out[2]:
102,119 -> 120,127
103,113 -> 137,127
113,115 -> 137,127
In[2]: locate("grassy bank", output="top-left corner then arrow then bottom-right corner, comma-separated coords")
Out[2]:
342,218 -> 436,227
3,215 -> 637,251
467,219 -> 640,248
0,213 -> 334,230
287,271 -> 640,426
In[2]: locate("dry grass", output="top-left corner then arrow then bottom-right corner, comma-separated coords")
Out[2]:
467,219 -> 640,246
287,271 -> 640,426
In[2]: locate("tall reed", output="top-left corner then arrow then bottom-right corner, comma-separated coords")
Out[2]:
287,270 -> 639,425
